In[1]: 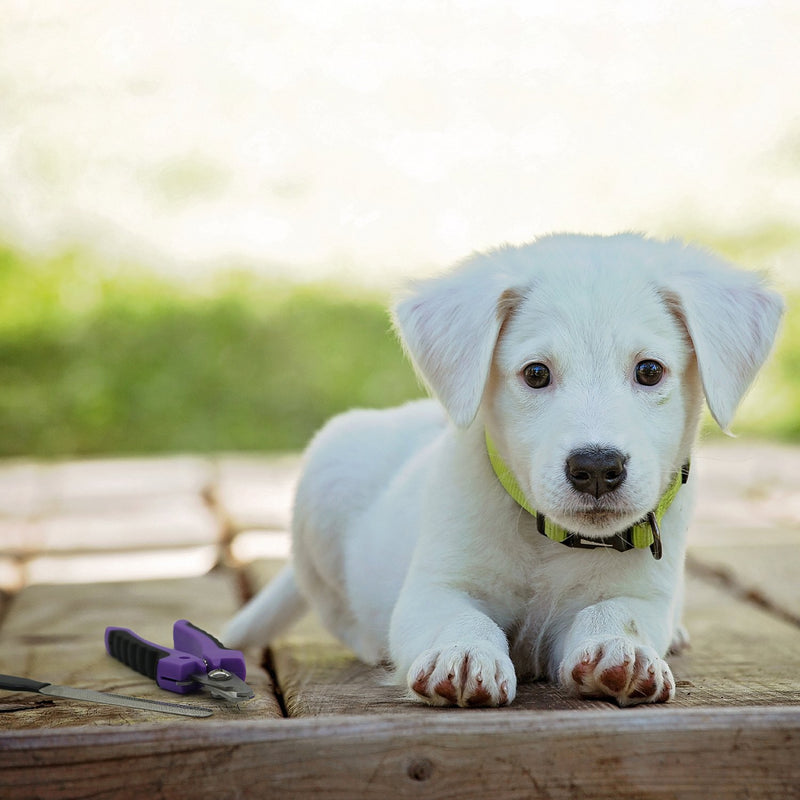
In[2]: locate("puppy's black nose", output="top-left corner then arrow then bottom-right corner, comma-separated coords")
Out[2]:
565,448 -> 627,498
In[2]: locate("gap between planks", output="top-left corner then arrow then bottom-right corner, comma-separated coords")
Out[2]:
686,550 -> 800,630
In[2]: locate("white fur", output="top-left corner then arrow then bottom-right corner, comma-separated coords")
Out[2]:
223,233 -> 782,707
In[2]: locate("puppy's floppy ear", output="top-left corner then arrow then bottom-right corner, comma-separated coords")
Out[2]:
393,254 -> 521,428
661,244 -> 784,432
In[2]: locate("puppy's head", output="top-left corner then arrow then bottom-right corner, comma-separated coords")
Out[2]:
393,234 -> 783,537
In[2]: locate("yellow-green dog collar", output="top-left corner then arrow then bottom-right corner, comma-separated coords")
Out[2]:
485,431 -> 689,560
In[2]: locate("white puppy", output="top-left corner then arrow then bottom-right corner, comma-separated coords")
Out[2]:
224,233 -> 782,707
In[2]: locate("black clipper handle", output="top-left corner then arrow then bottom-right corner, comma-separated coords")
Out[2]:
105,627 -> 170,681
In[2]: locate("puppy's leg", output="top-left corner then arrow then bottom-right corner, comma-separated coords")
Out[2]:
222,564 -> 308,649
668,572 -> 690,655
557,597 -> 675,707
390,585 -> 516,708
667,624 -> 690,655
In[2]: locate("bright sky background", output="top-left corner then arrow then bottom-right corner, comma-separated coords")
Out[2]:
1,0 -> 799,285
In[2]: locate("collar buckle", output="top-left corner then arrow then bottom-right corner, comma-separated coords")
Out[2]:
647,511 -> 663,560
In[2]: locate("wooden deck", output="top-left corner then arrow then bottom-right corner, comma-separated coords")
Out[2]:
1,441 -> 799,799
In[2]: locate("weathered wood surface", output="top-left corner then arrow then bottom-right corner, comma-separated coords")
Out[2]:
0,455 -> 225,590
213,453 -> 301,533
689,441 -> 800,624
250,560 -> 800,717
252,559 -> 613,716
0,572 -> 282,728
2,708 -> 799,800
1,440 -> 799,799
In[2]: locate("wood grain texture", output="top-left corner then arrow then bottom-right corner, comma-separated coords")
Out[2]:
246,559 -> 800,717
2,706 -> 798,799
2,446 -> 799,799
668,572 -> 800,706
689,540 -> 800,623
0,571 -> 283,727
0,457 -> 217,557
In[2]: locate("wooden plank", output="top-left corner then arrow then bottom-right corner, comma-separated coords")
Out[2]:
0,558 -> 23,594
272,615 -> 616,715
688,537 -> 800,624
22,545 -> 220,587
213,454 -> 300,532
670,571 -> 800,705
689,440 -> 800,623
0,518 -> 41,558
1,706 -> 799,799
244,559 -> 800,716
692,441 -> 800,531
0,457 -> 218,560
0,570 -> 282,727
35,495 -> 219,554
44,456 -> 215,512
0,461 -> 43,519
0,461 -> 37,591
0,456 -> 222,589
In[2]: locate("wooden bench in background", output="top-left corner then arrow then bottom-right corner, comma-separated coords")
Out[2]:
1,442 -> 798,798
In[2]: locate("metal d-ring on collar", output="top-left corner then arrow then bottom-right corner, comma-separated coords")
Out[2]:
485,431 -> 690,561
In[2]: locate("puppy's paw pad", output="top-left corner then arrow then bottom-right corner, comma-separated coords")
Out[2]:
560,639 -> 674,706
569,647 -> 603,687
622,655 -> 674,706
599,662 -> 632,694
432,677 -> 459,704
408,644 -> 516,708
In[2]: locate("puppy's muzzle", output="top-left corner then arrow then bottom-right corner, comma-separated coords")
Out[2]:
566,447 -> 628,498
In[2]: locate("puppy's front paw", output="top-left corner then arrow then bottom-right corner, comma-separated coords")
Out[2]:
559,639 -> 675,707
408,644 -> 517,707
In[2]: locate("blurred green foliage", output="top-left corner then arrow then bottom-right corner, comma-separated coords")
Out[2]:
0,246 -> 422,457
0,241 -> 797,458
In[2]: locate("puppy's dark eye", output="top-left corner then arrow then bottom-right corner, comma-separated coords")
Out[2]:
522,362 -> 551,389
635,360 -> 664,386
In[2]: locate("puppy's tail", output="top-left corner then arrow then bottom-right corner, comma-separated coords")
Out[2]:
222,563 -> 308,649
